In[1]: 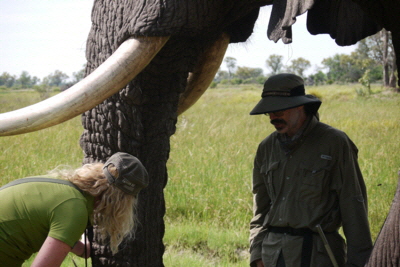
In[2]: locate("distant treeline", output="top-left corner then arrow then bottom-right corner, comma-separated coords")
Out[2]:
214,29 -> 397,88
1,30 -> 397,93
0,66 -> 85,91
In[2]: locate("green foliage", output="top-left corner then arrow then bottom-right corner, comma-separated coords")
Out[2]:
224,57 -> 237,79
357,70 -> 372,96
214,70 -> 229,82
33,84 -> 52,100
0,64 -> 86,91
235,67 -> 263,80
308,71 -> 326,86
230,78 -> 243,85
322,54 -> 362,83
0,72 -> 16,87
43,70 -> 69,87
1,87 -> 399,266
209,81 -> 218,89
265,54 -> 284,75
286,57 -> 311,78
256,76 -> 266,84
219,79 -> 230,85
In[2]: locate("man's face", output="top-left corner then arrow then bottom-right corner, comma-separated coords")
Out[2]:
267,106 -> 307,137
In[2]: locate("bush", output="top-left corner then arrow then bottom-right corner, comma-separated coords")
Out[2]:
209,82 -> 217,89
230,78 -> 243,85
220,79 -> 229,85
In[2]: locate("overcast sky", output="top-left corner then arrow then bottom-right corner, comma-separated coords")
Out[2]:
0,1 -> 358,80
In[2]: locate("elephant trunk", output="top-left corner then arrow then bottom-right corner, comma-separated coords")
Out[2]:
0,36 -> 169,136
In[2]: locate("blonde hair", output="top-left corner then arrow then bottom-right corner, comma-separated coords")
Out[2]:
50,163 -> 137,254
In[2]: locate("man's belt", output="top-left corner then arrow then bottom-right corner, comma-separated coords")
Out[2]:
267,226 -> 314,267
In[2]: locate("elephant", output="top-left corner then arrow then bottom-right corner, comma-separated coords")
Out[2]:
0,0 -> 399,266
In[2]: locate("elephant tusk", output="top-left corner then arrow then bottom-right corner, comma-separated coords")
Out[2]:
177,33 -> 230,115
0,36 -> 169,136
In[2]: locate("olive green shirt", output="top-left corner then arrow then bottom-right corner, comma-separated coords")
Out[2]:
0,178 -> 94,266
250,116 -> 372,267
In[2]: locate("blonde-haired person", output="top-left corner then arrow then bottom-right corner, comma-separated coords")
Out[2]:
0,152 -> 148,267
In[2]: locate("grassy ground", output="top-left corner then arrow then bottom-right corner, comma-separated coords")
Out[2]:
1,84 -> 399,266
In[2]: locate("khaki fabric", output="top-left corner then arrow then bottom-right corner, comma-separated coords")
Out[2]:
249,116 -> 372,267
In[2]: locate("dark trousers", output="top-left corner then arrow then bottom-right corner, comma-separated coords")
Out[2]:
277,251 -> 286,267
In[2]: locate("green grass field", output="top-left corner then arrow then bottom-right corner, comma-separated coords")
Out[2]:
1,84 -> 399,266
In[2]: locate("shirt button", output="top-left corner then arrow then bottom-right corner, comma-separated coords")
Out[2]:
279,218 -> 282,221
286,176 -> 290,180
282,197 -> 286,200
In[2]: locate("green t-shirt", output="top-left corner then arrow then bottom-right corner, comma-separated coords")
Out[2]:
0,178 -> 94,266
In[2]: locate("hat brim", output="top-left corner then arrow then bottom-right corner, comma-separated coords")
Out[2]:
250,95 -> 321,115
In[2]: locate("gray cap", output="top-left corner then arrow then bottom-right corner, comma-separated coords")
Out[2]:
103,152 -> 149,196
250,73 -> 321,115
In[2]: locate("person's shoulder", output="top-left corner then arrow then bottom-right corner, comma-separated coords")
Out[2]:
314,121 -> 357,148
260,131 -> 278,144
315,121 -> 348,139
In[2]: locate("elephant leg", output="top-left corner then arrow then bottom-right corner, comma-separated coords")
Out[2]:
390,32 -> 400,88
80,37 -> 206,266
365,172 -> 400,267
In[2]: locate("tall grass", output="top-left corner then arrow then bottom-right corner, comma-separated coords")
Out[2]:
0,85 -> 399,266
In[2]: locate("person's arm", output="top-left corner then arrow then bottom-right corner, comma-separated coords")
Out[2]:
338,137 -> 373,266
249,144 -> 271,266
31,236 -> 71,267
71,239 -> 91,259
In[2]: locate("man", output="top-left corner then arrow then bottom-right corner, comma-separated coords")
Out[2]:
249,74 -> 372,267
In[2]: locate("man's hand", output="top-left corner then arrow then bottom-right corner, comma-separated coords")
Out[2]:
256,259 -> 264,267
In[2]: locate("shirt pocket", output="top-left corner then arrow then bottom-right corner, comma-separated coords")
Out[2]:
298,161 -> 331,207
261,161 -> 280,203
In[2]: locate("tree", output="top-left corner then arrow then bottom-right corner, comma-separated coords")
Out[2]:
321,54 -> 363,83
0,72 -> 16,88
17,71 -> 31,88
71,64 -> 86,84
63,64 -> 87,90
224,57 -> 237,79
235,66 -> 263,80
286,57 -> 311,78
266,54 -> 284,75
16,71 -> 40,89
44,70 -> 69,87
356,29 -> 397,87
214,69 -> 229,82
308,71 -> 326,86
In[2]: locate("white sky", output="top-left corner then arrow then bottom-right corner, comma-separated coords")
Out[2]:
0,1 -> 357,80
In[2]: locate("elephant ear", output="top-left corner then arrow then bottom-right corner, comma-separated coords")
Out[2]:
306,0 -> 382,46
267,0 -> 315,44
267,0 -> 382,46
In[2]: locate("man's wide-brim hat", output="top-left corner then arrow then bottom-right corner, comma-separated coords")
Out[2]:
103,152 -> 149,196
250,73 -> 321,115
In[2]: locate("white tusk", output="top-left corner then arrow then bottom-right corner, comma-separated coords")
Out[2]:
177,33 -> 230,115
0,36 -> 169,136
